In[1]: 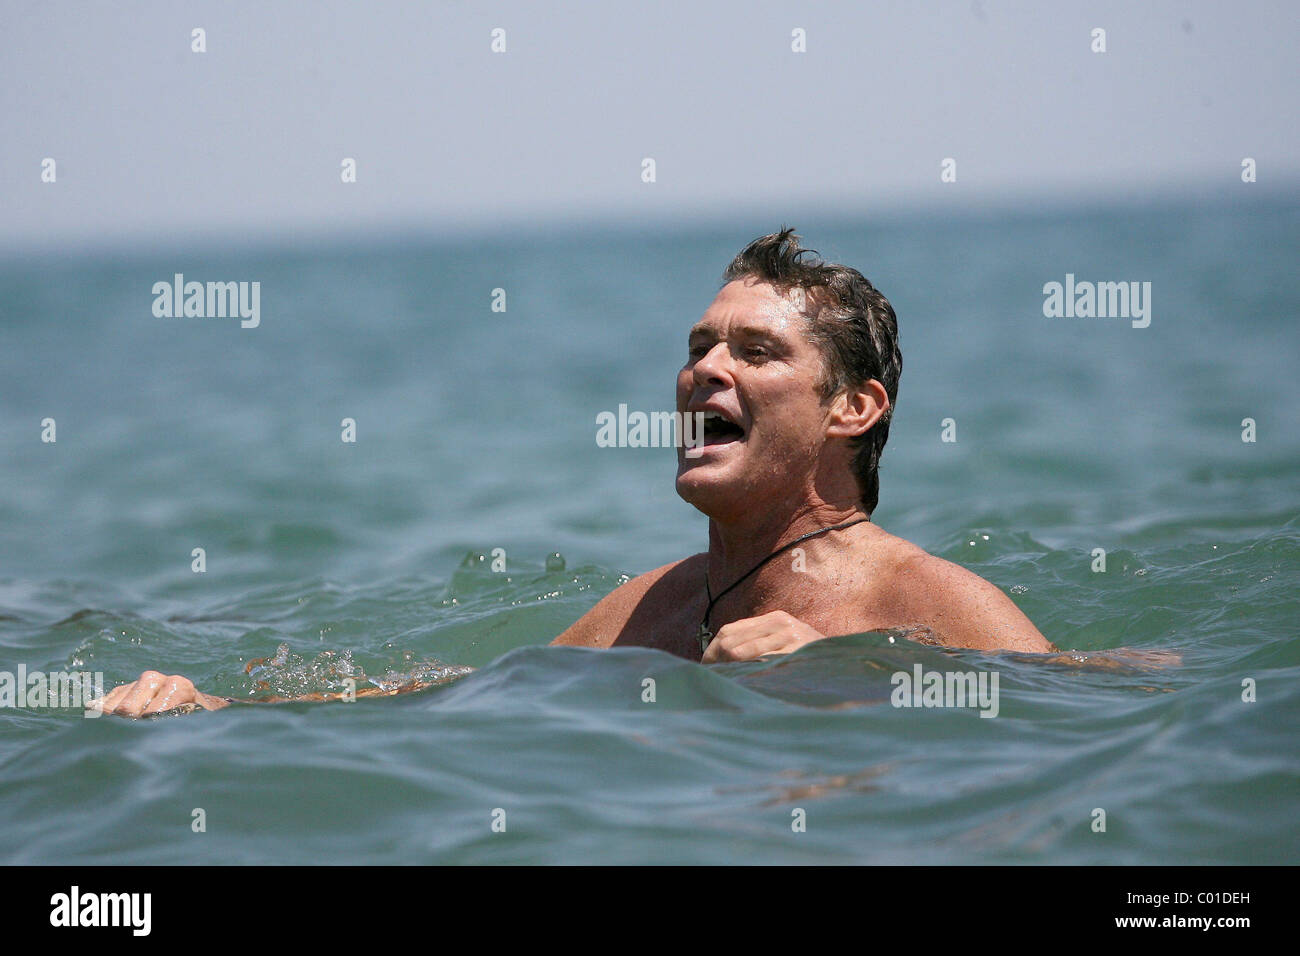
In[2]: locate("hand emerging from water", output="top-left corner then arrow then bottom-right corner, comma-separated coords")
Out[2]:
92,671 -> 230,717
701,610 -> 826,663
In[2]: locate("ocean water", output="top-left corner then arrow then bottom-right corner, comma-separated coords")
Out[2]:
1,198 -> 1297,864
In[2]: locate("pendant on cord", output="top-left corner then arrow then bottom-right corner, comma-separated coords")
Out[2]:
697,623 -> 713,654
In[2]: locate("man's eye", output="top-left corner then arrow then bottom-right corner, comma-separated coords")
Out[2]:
744,346 -> 769,360
688,344 -> 709,359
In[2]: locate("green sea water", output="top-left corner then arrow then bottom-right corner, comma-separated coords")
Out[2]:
1,199 -> 1297,864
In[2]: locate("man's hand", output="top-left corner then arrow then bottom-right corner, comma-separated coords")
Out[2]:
91,670 -> 230,718
701,610 -> 827,663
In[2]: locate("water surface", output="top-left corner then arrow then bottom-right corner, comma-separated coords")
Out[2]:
1,199 -> 1297,863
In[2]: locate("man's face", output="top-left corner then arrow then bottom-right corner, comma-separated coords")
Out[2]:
675,278 -> 834,514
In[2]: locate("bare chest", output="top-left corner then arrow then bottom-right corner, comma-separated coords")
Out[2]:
619,560 -> 912,660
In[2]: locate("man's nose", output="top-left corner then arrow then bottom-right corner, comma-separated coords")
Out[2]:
692,342 -> 734,386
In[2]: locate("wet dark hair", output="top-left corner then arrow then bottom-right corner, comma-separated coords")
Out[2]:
722,227 -> 901,515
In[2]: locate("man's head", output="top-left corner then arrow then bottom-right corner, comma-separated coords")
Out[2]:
675,227 -> 901,519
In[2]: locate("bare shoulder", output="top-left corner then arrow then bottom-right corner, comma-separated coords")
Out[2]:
551,554 -> 705,649
872,529 -> 1053,653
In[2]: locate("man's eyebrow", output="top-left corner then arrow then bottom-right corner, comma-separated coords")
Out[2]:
733,325 -> 785,340
688,324 -> 786,340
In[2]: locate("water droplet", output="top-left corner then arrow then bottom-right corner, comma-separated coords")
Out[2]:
546,552 -> 566,572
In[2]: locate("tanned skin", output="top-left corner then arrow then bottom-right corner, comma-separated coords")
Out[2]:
552,278 -> 1052,663
97,277 -> 1077,718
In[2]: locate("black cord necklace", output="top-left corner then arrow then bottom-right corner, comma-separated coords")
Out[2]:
697,516 -> 869,653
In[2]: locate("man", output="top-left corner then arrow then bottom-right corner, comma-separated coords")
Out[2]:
552,227 -> 1050,662
97,228 -> 1052,717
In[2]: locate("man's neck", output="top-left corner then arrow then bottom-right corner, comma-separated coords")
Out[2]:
705,493 -> 868,595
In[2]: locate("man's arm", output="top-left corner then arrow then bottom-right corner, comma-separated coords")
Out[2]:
92,671 -> 231,717
550,559 -> 686,649
92,668 -> 465,717
96,564 -> 687,717
892,553 -> 1055,653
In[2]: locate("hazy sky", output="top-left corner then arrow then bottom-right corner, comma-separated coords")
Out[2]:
2,0 -> 1297,251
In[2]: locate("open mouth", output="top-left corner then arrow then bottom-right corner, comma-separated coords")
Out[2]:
699,410 -> 745,445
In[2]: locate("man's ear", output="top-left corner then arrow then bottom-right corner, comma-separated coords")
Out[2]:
826,380 -> 889,439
